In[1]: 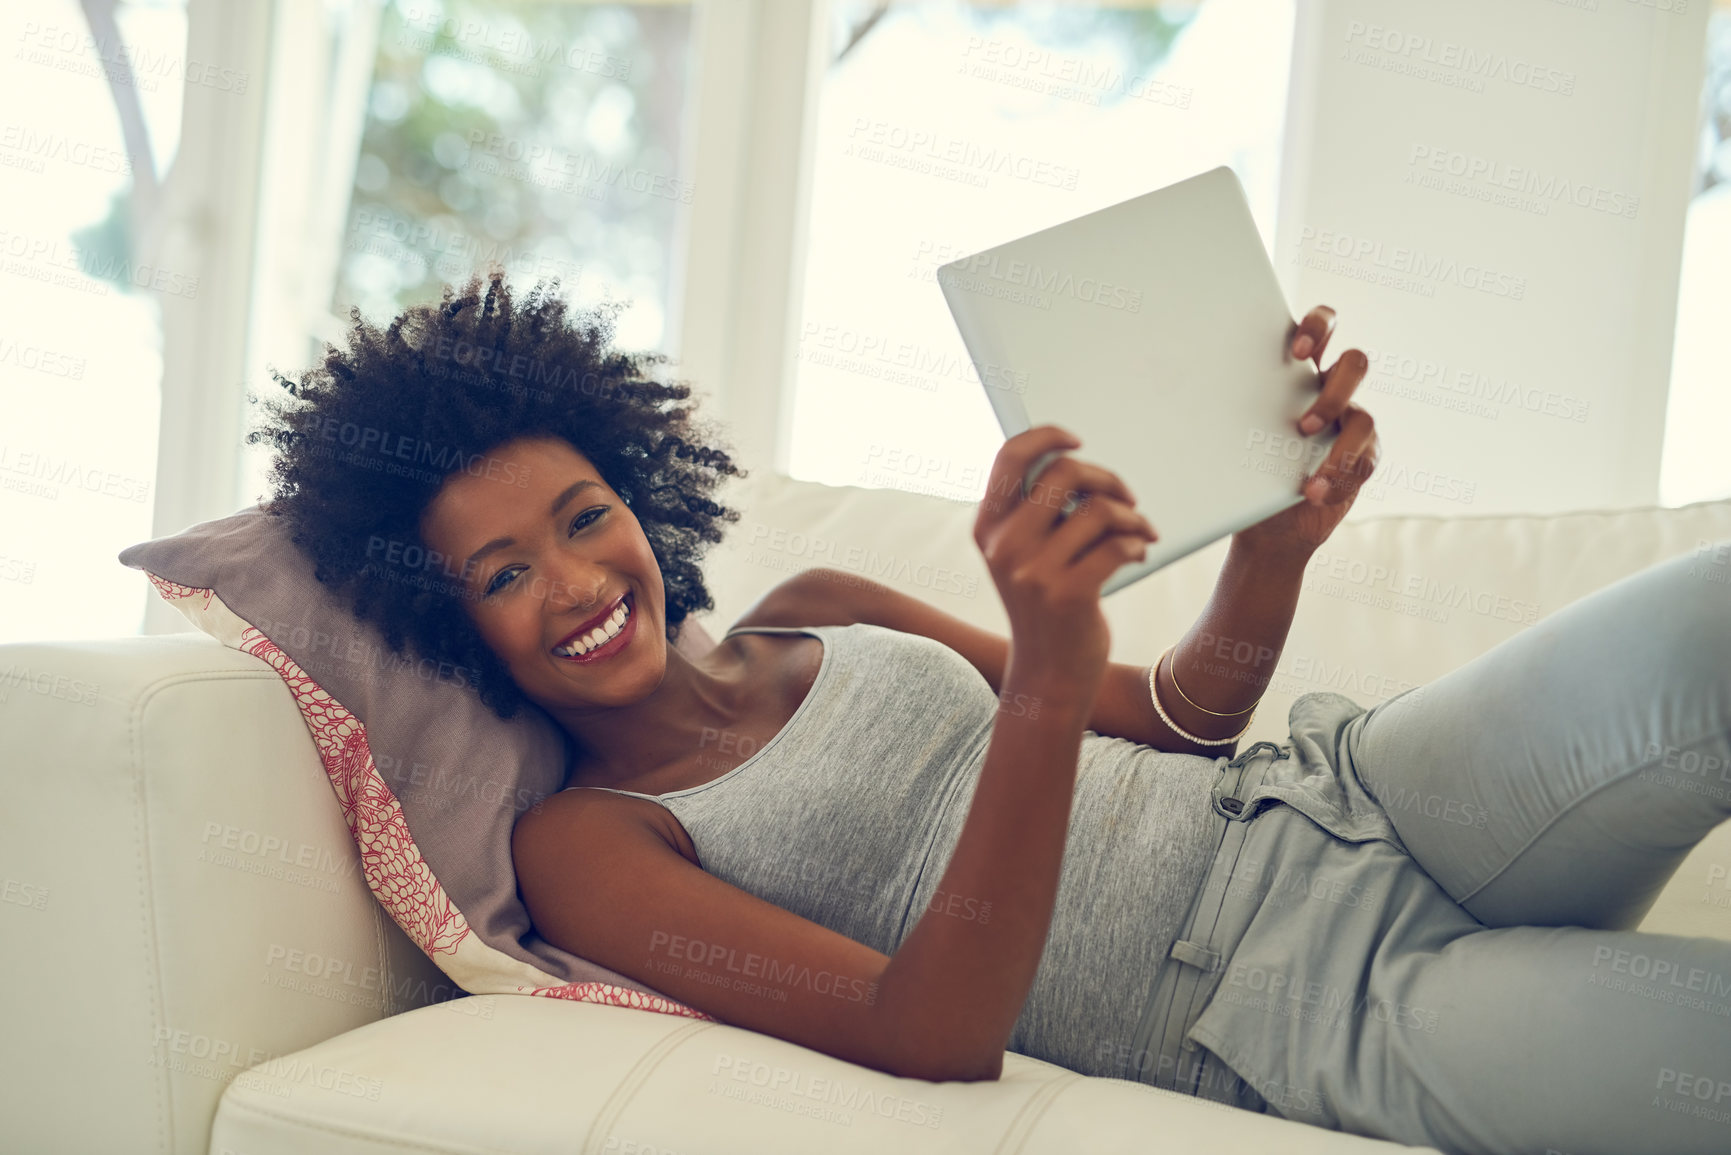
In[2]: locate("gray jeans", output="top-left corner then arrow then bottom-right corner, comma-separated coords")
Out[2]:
1130,545 -> 1731,1155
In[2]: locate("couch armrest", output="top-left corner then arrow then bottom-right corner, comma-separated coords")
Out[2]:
0,634 -> 454,1155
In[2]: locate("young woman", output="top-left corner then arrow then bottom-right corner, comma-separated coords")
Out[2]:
252,268 -> 1731,1155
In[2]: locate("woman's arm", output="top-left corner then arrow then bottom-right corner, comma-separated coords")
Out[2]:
1150,534 -> 1311,745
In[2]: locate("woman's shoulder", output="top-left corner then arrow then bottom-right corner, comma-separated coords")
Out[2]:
529,786 -> 702,867
727,569 -> 870,635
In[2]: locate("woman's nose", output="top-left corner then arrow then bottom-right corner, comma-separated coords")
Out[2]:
534,562 -> 608,614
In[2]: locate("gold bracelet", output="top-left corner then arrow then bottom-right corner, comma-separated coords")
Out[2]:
1161,644 -> 1261,716
1147,649 -> 1257,747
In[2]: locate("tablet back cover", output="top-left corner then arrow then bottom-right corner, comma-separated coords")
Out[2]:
937,165 -> 1335,595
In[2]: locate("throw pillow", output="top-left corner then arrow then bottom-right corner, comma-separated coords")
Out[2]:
119,505 -> 715,1022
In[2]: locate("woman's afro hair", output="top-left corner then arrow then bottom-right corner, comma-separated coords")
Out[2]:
245,264 -> 749,720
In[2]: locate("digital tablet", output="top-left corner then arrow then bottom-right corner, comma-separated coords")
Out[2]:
936,165 -> 1338,597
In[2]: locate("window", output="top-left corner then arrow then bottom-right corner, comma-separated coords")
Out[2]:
333,0 -> 695,347
5,0 -> 1724,647
1659,5 -> 1731,508
0,0 -> 189,643
789,0 -> 1296,503
236,0 -> 698,519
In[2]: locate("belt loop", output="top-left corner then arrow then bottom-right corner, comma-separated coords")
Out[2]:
1168,939 -> 1220,972
1214,741 -> 1288,822
1225,740 -> 1288,769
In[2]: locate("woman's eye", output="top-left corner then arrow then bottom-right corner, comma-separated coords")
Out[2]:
482,508 -> 606,597
570,506 -> 606,535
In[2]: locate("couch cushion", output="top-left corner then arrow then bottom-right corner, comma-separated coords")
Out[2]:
208,995 -> 1441,1154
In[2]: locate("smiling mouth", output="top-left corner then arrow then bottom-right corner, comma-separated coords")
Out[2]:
551,591 -> 636,661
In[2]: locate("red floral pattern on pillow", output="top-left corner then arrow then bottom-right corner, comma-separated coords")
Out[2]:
143,575 -> 713,1022
528,982 -> 716,1021
146,573 -> 213,612
238,625 -> 716,1018
237,626 -> 470,957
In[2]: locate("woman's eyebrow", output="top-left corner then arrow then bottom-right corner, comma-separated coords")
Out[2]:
462,479 -> 606,572
549,478 -> 604,517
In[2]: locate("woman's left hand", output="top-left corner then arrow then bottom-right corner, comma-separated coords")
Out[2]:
1234,305 -> 1381,561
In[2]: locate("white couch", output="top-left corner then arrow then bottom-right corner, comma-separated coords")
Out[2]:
5,468 -> 1730,1155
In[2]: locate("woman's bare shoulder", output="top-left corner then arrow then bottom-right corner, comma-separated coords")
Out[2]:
519,787 -> 701,868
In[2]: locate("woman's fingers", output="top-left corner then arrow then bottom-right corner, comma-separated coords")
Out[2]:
1075,528 -> 1154,593
978,425 -> 1079,529
976,428 -> 1158,592
1304,405 -> 1380,506
1010,453 -> 1155,544
977,425 -> 1157,582
1042,489 -> 1153,570
1290,304 -> 1337,363
1020,454 -> 1142,527
1298,347 -> 1369,436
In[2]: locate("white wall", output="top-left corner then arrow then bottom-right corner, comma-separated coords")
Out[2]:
1276,0 -> 1709,517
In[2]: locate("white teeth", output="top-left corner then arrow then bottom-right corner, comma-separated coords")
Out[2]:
558,599 -> 630,656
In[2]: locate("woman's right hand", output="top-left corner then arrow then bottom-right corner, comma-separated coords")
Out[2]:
973,424 -> 1158,700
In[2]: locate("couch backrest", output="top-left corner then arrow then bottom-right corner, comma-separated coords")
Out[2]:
705,472 -> 1731,747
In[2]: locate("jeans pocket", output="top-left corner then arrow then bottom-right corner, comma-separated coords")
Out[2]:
1264,692 -> 1413,855
1184,814 -> 1452,1134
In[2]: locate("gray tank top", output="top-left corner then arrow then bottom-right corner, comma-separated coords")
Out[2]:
581,621 -> 1223,1078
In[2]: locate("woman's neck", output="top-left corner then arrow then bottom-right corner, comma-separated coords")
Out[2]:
549,637 -> 755,792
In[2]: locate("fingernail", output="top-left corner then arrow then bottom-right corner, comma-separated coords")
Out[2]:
1307,477 -> 1328,504
1299,413 -> 1323,435
1293,335 -> 1313,359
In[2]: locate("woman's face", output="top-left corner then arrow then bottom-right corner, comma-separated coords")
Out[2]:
418,435 -> 668,711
